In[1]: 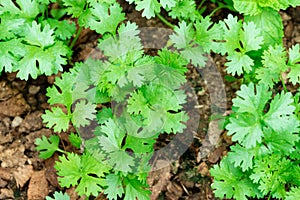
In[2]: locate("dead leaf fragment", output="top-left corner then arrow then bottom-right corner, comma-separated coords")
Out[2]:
27,170 -> 49,200
0,188 -> 14,199
13,165 -> 34,187
148,160 -> 171,200
198,162 -> 210,177
208,146 -> 227,164
0,167 -> 11,180
166,182 -> 183,200
0,93 -> 30,117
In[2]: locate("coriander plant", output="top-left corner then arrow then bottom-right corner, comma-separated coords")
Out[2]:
7,0 -> 296,199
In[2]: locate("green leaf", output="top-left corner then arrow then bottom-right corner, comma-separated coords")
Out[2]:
286,187 -> 300,200
42,107 -> 70,132
288,44 -> 300,85
168,0 -> 199,21
46,19 -> 77,40
233,0 -> 300,16
244,8 -> 283,50
97,119 -> 135,172
55,152 -> 110,197
226,52 -> 254,76
46,191 -> 70,200
160,0 -> 176,9
104,174 -> 124,200
35,135 -> 61,159
154,49 -> 188,89
97,108 -> 113,124
0,39 -> 24,73
61,0 -> 86,17
0,0 -> 40,19
170,21 -> 207,67
256,45 -> 287,88
250,154 -> 296,198
71,100 -> 96,128
219,15 -> 263,75
23,21 -> 54,48
226,83 -> 299,150
227,144 -> 256,171
264,126 -> 299,155
87,3 -> 125,35
0,13 -> 25,40
123,176 -> 151,200
194,17 -> 222,52
264,91 -> 296,131
135,0 -> 160,19
69,133 -> 82,149
210,156 -> 261,200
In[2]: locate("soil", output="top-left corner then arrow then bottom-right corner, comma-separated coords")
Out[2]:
0,1 -> 300,200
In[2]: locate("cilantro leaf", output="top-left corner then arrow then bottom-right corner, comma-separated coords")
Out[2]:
244,9 -> 283,50
55,152 -> 110,197
46,191 -> 70,200
256,45 -> 287,88
123,176 -> 151,200
264,126 -> 299,155
23,21 -> 54,48
219,15 -> 263,75
86,3 -> 125,35
250,154 -> 297,198
154,49 -> 188,89
160,0 -> 176,9
71,100 -> 96,128
69,132 -> 82,149
104,174 -> 124,200
286,187 -> 300,200
46,19 -> 77,40
0,39 -> 24,73
97,119 -> 135,172
226,83 -> 298,148
170,21 -> 207,67
263,91 -> 297,131
42,107 -> 70,132
288,44 -> 300,85
135,0 -> 160,19
0,0 -> 40,19
43,68 -> 96,132
127,84 -> 187,134
0,13 -> 25,40
210,156 -> 261,200
168,0 -> 199,21
61,0 -> 86,17
194,17 -> 222,52
233,0 -> 300,16
35,135 -> 61,159
227,144 -> 256,171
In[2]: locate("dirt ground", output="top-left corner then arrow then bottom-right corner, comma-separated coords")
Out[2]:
0,1 -> 300,200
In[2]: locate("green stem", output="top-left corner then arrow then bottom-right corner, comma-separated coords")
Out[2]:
281,74 -> 288,92
156,12 -> 175,29
208,5 -> 231,18
70,26 -> 83,49
197,0 -> 206,10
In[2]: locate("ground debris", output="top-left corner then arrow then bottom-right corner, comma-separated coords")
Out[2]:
27,170 -> 49,200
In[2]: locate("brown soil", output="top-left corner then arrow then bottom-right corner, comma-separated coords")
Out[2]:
0,1 -> 299,200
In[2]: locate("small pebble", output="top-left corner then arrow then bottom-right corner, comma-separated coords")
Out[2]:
11,116 -> 23,128
28,85 -> 40,95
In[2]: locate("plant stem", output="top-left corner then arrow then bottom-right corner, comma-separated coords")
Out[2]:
197,0 -> 206,10
156,12 -> 175,29
281,74 -> 288,92
70,26 -> 83,49
208,4 -> 231,18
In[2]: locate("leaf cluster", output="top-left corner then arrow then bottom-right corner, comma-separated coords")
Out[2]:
211,83 -> 300,199
0,0 -> 74,80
